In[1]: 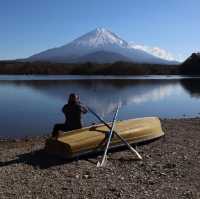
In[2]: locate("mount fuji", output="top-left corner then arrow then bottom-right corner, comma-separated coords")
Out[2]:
27,28 -> 177,64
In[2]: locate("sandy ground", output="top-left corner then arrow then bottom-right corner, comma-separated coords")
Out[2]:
0,118 -> 200,199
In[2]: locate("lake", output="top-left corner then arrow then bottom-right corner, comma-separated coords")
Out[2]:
0,75 -> 200,138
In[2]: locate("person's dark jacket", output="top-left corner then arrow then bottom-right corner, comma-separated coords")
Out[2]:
62,103 -> 87,130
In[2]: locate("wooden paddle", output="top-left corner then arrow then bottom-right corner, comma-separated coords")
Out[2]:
97,105 -> 119,167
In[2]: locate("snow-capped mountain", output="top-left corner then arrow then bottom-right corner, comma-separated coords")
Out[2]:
71,28 -> 128,48
27,28 -> 177,64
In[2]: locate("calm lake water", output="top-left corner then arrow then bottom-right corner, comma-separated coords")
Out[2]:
0,75 -> 200,138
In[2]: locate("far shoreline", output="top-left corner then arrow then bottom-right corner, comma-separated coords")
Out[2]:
0,60 -> 181,75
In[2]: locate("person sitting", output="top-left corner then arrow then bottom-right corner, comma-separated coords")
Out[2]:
52,93 -> 88,138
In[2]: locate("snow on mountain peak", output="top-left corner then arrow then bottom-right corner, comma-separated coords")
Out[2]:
71,27 -> 128,48
95,27 -> 107,33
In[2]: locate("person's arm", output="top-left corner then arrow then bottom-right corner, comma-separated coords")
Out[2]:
79,104 -> 88,114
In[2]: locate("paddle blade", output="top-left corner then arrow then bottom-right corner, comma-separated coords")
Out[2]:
97,155 -> 108,167
129,146 -> 142,160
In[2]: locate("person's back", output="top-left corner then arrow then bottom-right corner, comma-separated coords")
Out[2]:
62,102 -> 87,130
52,93 -> 87,137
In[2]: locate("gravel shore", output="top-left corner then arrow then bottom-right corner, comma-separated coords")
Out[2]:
0,118 -> 200,199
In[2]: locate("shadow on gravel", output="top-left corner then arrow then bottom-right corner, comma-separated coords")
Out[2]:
0,150 -> 77,169
0,147 -> 137,169
0,147 -> 141,169
0,148 -> 125,169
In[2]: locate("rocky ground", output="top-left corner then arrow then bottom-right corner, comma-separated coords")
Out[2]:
0,118 -> 200,199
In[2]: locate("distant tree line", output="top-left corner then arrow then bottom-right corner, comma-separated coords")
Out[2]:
0,61 -> 181,75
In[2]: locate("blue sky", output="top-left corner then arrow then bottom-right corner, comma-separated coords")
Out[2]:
0,0 -> 199,61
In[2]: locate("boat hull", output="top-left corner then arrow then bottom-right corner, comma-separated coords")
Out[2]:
45,117 -> 164,159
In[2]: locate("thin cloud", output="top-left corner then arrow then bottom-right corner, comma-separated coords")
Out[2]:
129,43 -> 177,61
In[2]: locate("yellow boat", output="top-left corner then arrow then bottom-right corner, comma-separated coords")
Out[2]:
45,117 -> 164,159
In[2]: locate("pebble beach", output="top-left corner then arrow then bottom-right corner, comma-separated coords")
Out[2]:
0,118 -> 200,199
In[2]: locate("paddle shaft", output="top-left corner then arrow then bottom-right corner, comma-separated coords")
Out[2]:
99,105 -> 119,166
86,106 -> 142,159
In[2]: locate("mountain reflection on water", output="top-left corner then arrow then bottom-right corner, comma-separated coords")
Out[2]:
4,79 -> 178,114
181,78 -> 200,97
0,77 -> 199,138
